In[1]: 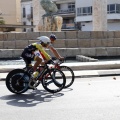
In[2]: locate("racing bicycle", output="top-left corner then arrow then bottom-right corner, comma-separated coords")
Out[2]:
34,59 -> 75,89
50,59 -> 75,88
6,60 -> 66,94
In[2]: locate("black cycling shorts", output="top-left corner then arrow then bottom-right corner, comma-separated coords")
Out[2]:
21,50 -> 35,66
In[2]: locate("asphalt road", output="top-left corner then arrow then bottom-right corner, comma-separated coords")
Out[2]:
1,76 -> 120,120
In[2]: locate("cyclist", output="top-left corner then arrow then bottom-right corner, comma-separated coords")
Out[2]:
48,34 -> 64,60
21,36 -> 51,78
34,34 -> 64,62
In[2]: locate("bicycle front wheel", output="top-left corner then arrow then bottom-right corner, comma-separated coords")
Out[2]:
60,66 -> 75,88
41,68 -> 66,93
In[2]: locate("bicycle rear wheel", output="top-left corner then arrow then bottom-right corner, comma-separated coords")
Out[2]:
41,68 -> 66,93
6,69 -> 29,94
60,66 -> 75,88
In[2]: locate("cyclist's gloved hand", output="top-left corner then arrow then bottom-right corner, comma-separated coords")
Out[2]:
59,57 -> 64,61
59,57 -> 64,63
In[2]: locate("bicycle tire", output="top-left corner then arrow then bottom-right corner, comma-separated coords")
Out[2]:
60,66 -> 75,88
41,68 -> 66,93
6,69 -> 30,94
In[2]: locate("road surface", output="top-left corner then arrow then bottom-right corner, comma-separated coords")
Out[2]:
0,76 -> 120,120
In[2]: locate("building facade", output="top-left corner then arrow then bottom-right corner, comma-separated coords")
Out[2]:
53,0 -> 75,30
76,0 -> 120,31
21,0 -> 33,32
0,0 -> 21,32
21,0 -> 76,32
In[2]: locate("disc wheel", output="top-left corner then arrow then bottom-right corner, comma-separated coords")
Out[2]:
6,69 -> 29,94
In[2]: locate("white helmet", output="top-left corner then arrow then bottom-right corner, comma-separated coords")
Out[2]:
37,36 -> 50,44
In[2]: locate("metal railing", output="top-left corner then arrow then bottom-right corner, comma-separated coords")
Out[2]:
62,23 -> 75,29
57,8 -> 75,14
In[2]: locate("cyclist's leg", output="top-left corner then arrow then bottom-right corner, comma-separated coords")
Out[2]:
22,51 -> 43,74
34,50 -> 45,66
33,56 -> 42,71
21,51 -> 33,72
21,51 -> 33,65
24,58 -> 32,67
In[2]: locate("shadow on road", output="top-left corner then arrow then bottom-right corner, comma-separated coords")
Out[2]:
0,89 -> 64,107
61,88 -> 73,92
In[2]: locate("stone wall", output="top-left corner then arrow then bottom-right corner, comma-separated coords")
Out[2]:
0,31 -> 120,58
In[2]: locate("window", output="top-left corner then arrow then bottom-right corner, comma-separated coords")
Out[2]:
107,5 -> 110,13
77,4 -> 120,16
116,4 -> 120,13
83,7 -> 87,15
77,8 -> 80,16
68,3 -> 75,12
107,4 -> 117,13
77,7 -> 82,16
110,4 -> 115,13
88,7 -> 92,15
31,7 -> 33,18
77,6 -> 92,16
56,4 -> 60,9
23,8 -> 26,18
31,21 -> 33,32
23,22 -> 26,32
107,4 -> 120,14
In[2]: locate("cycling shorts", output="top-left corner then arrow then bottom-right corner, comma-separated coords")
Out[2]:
21,50 -> 35,66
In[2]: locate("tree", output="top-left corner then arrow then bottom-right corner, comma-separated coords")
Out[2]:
0,19 -> 5,24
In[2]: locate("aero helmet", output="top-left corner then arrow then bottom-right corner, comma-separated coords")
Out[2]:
37,36 -> 50,44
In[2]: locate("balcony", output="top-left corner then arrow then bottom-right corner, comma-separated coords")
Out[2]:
57,8 -> 75,14
53,0 -> 75,4
62,23 -> 75,30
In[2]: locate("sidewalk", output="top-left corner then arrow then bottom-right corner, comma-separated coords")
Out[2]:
1,60 -> 120,80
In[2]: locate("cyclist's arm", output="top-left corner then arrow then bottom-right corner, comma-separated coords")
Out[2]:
47,44 -> 62,59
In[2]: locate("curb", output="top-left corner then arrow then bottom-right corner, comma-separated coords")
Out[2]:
0,74 -> 119,81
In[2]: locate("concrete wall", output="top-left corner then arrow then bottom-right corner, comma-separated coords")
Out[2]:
0,31 -> 120,58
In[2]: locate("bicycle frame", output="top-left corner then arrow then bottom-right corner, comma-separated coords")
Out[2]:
36,64 -> 53,81
49,60 -> 62,70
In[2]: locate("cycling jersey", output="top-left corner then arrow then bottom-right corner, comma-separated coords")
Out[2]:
24,42 -> 51,60
21,42 -> 51,66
